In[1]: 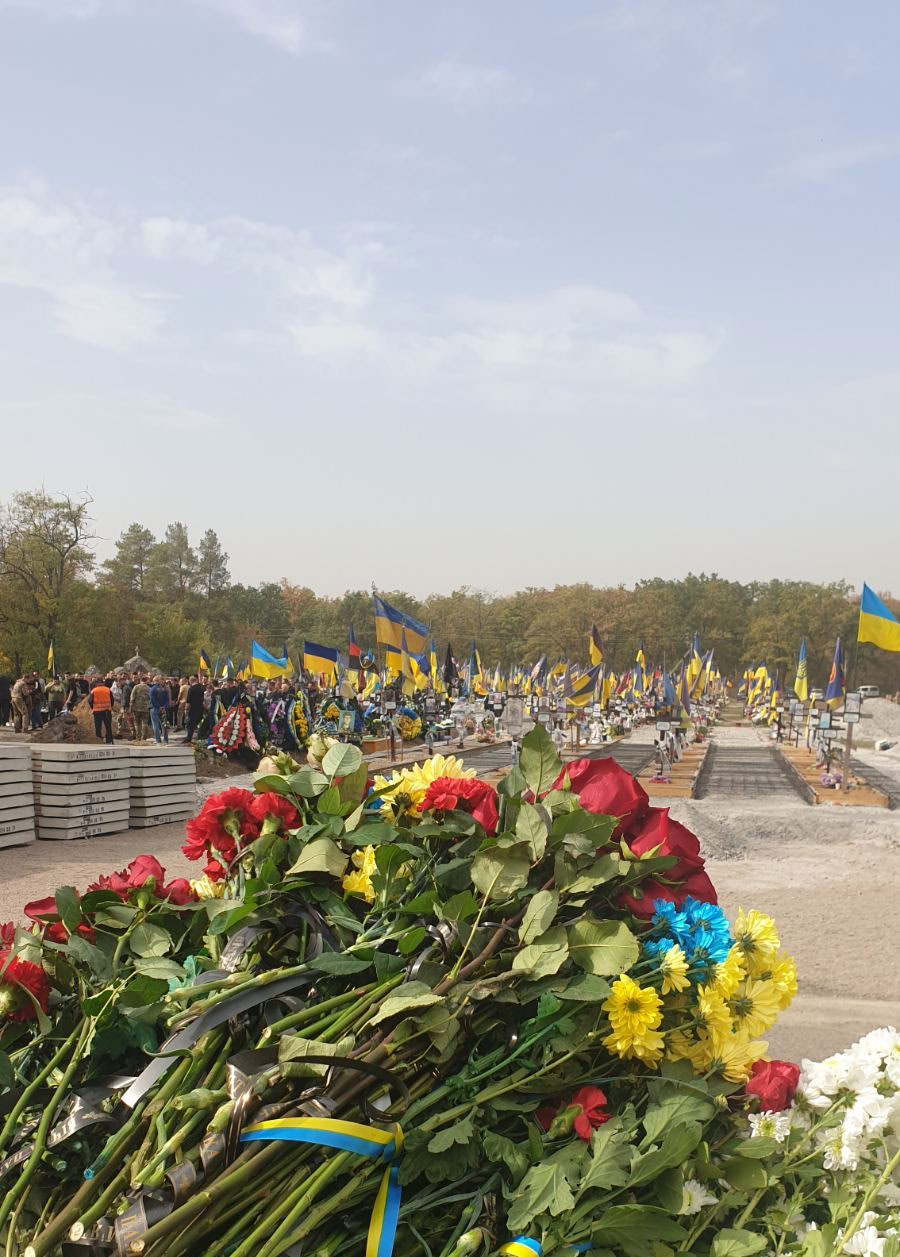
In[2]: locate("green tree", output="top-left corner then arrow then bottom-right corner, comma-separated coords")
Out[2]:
196,529 -> 230,599
100,523 -> 156,595
148,522 -> 197,601
138,605 -> 207,674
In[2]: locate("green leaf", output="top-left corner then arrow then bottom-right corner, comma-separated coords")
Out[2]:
483,1129 -> 529,1179
712,1230 -> 769,1257
519,723 -> 562,797
578,1119 -> 633,1193
55,886 -> 82,934
511,925 -> 569,978
427,1112 -> 475,1154
317,786 -> 343,816
507,1160 -> 576,1233
591,1205 -> 688,1248
64,933 -> 111,978
79,889 -> 124,914
278,1035 -> 343,1071
437,890 -> 479,926
515,802 -> 548,861
368,982 -> 443,1025
398,927 -> 426,955
550,973 -> 611,1002
629,1121 -> 702,1187
338,759 -> 368,806
93,903 -> 138,928
287,767 -> 329,797
564,853 -> 622,896
642,1084 -> 717,1145
654,1166 -> 684,1214
129,922 -> 173,959
310,952 -> 373,975
253,774 -> 295,797
120,976 -> 169,1007
498,765 -> 526,798
287,838 -> 348,878
132,956 -> 185,979
323,742 -> 363,780
519,889 -> 559,943
721,1157 -> 768,1190
733,1136 -> 779,1159
470,842 -> 531,899
567,918 -> 639,976
0,1050 -> 13,1089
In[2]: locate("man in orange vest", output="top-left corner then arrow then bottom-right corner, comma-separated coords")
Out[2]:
88,677 -> 115,744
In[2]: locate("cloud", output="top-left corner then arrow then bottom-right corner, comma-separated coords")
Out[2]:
0,187 -> 165,351
400,59 -> 526,110
769,141 -> 890,185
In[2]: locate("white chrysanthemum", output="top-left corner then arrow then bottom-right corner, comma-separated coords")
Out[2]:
679,1179 -> 717,1216
842,1214 -> 888,1257
855,1027 -> 900,1060
748,1109 -> 792,1143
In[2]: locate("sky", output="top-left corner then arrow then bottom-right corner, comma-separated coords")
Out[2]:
1,0 -> 898,597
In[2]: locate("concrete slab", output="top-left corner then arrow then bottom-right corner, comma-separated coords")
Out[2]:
33,768 -> 130,785
34,784 -> 129,804
31,747 -> 129,762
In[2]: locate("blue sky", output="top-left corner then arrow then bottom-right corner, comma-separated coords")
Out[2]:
1,0 -> 897,595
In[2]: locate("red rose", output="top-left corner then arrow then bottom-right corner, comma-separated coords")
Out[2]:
162,878 -> 195,906
249,792 -> 300,831
125,855 -> 166,890
553,759 -> 648,838
421,778 -> 499,836
0,952 -> 50,1022
536,1084 -> 611,1141
627,808 -> 704,880
618,868 -> 718,919
746,1059 -> 800,1112
23,896 -> 58,925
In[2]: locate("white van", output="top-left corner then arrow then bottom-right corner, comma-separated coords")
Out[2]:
859,685 -> 880,699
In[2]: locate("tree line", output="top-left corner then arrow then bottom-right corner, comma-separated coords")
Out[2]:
1,490 -> 898,693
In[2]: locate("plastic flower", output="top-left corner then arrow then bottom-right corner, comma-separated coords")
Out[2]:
733,908 -> 780,976
659,943 -> 691,994
729,977 -> 782,1040
679,1179 -> 717,1215
602,975 -> 665,1063
0,952 -> 50,1023
342,845 -> 377,902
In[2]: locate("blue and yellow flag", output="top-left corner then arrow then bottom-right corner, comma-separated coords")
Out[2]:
199,649 -> 211,674
794,639 -> 809,702
221,655 -> 234,680
565,663 -> 602,708
250,640 -> 292,680
303,641 -> 338,680
858,584 -> 900,653
589,624 -> 603,668
825,636 -> 845,709
373,594 -> 429,656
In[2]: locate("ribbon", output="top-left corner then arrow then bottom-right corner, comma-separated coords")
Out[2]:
500,1243 -> 591,1257
240,1117 -> 403,1257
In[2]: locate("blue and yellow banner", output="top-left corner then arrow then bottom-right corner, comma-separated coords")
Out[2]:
858,583 -> 900,653
250,640 -> 292,680
373,594 -> 429,656
303,641 -> 339,680
794,639 -> 809,702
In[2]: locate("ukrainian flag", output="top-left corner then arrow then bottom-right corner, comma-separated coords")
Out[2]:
303,641 -> 338,681
372,594 -> 429,656
250,640 -> 292,680
589,625 -> 603,668
794,639 -> 809,702
566,663 -> 602,708
199,649 -> 211,674
825,637 -> 844,709
858,584 -> 900,653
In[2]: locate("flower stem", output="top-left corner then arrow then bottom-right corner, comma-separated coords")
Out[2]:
0,1021 -> 83,1155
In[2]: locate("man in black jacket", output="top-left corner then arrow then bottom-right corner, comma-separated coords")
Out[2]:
0,674 -> 10,727
184,675 -> 206,743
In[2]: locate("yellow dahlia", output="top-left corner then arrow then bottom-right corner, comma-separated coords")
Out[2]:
708,945 -> 746,1001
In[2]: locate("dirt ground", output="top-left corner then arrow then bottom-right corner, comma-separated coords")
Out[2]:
0,729 -> 897,1065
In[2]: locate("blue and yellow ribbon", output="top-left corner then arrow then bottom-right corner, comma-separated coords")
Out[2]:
500,1243 -> 591,1256
241,1117 -> 403,1257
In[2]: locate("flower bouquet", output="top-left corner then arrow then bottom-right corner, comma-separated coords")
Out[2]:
0,728 -> 896,1257
395,707 -> 423,741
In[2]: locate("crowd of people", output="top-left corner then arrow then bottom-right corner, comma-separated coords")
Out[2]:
0,669 -> 330,748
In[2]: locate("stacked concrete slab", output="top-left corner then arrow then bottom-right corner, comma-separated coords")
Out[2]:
32,745 -> 130,840
0,744 -> 36,848
129,745 -> 197,828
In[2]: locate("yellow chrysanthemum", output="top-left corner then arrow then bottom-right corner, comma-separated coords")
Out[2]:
660,944 -> 691,994
666,1028 -> 696,1062
602,975 -> 665,1063
407,754 -> 476,805
189,875 -> 225,900
688,1029 -> 769,1082
767,952 -> 798,1010
728,977 -> 782,1040
733,908 -> 780,977
342,845 -> 378,901
695,984 -> 733,1039
709,945 -> 746,1001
